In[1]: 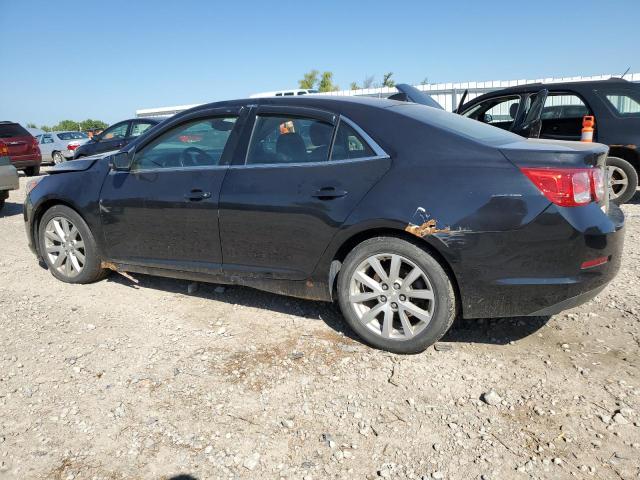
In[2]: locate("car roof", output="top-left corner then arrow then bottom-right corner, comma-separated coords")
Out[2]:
474,77 -> 632,96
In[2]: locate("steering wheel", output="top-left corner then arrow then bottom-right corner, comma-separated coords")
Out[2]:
180,146 -> 211,167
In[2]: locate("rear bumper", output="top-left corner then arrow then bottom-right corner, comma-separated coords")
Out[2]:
451,202 -> 624,319
11,154 -> 42,169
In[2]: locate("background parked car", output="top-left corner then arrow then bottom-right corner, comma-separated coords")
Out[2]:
37,131 -> 90,164
456,78 -> 640,204
0,142 -> 20,211
0,121 -> 41,176
73,118 -> 160,159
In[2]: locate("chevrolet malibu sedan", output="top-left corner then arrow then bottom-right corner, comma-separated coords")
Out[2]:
23,96 -> 624,353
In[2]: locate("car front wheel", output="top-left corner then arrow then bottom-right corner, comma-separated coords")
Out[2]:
24,166 -> 40,176
607,156 -> 638,205
337,237 -> 457,354
38,205 -> 107,284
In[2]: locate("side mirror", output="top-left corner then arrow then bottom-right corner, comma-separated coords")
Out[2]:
483,113 -> 493,123
110,152 -> 131,171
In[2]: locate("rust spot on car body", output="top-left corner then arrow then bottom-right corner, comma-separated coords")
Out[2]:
101,261 -> 118,271
405,219 -> 451,237
405,207 -> 451,237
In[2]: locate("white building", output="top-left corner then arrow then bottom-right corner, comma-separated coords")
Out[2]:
135,72 -> 640,118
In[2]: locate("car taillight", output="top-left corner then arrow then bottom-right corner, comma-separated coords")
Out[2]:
521,167 -> 604,207
0,141 -> 8,156
67,144 -> 79,151
31,137 -> 40,153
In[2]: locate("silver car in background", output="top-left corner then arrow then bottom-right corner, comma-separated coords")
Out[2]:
37,131 -> 90,164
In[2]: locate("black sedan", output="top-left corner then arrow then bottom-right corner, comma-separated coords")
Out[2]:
73,117 -> 160,159
24,96 -> 624,353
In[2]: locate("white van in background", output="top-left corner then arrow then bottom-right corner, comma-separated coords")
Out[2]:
249,89 -> 318,98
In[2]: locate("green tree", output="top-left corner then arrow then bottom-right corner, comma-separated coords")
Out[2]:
362,75 -> 375,89
26,122 -> 37,128
318,71 -> 338,92
53,120 -> 81,131
382,72 -> 395,88
80,119 -> 108,131
350,82 -> 360,90
299,70 -> 319,89
40,125 -> 52,132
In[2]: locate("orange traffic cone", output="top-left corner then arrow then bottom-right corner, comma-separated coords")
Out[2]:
581,115 -> 595,142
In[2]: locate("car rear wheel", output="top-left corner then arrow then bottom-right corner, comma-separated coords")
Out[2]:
607,156 -> 638,205
53,151 -> 64,164
24,166 -> 40,176
337,237 -> 457,354
38,205 -> 107,284
0,198 -> 4,211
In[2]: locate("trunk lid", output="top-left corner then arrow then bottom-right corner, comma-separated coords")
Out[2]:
0,122 -> 34,156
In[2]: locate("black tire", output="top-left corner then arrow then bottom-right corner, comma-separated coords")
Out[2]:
24,165 -> 40,176
337,237 -> 457,354
53,151 -> 65,164
0,198 -> 5,211
38,205 -> 107,284
607,156 -> 638,205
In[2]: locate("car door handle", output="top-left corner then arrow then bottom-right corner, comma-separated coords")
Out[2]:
184,190 -> 211,201
312,187 -> 348,199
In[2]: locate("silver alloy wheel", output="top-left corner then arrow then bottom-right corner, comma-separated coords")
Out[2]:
53,152 -> 64,164
43,216 -> 86,277
608,165 -> 628,200
349,253 -> 435,340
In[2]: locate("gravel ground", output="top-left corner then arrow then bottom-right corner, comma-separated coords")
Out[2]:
1,171 -> 639,480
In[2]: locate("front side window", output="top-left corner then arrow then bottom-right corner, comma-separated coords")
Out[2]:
463,95 -> 521,130
246,115 -> 334,164
604,91 -> 640,116
330,121 -> 375,160
101,123 -> 129,140
130,121 -> 155,137
132,116 -> 237,170
56,132 -> 88,140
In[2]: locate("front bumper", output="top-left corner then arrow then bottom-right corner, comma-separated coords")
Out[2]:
452,202 -> 625,319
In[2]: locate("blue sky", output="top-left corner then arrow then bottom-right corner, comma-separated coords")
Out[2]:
1,0 -> 638,126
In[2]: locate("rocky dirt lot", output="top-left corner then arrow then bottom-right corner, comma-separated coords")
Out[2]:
1,172 -> 639,480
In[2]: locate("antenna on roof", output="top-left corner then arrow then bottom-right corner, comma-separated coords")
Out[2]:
620,66 -> 631,79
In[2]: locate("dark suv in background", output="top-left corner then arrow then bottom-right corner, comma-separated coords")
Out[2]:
457,78 -> 640,204
73,118 -> 160,159
0,121 -> 42,176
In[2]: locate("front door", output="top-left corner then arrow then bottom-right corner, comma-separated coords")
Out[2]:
219,107 -> 391,280
39,134 -> 54,161
99,109 -> 242,271
94,121 -> 131,154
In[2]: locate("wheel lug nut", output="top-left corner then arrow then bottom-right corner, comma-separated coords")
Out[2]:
391,302 -> 398,309
380,296 -> 387,302
399,295 -> 406,301
381,284 -> 389,291
393,283 -> 401,290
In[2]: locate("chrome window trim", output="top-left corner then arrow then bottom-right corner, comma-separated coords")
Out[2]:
337,115 -> 388,159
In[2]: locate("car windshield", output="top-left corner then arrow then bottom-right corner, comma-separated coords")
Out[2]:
0,123 -> 30,138
392,104 -> 522,145
57,132 -> 88,140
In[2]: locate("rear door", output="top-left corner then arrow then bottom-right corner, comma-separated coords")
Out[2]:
538,91 -> 592,141
219,106 -> 392,280
39,134 -> 55,161
461,95 -> 524,131
511,89 -> 548,138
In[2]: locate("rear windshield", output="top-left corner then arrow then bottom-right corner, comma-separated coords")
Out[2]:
0,123 -> 30,139
391,104 -> 522,145
56,132 -> 88,140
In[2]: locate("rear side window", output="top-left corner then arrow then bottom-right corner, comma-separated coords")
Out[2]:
56,132 -> 88,140
246,115 -> 334,164
130,122 -> 155,137
541,93 -> 590,120
604,92 -> 640,116
330,121 -> 375,160
0,123 -> 30,138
